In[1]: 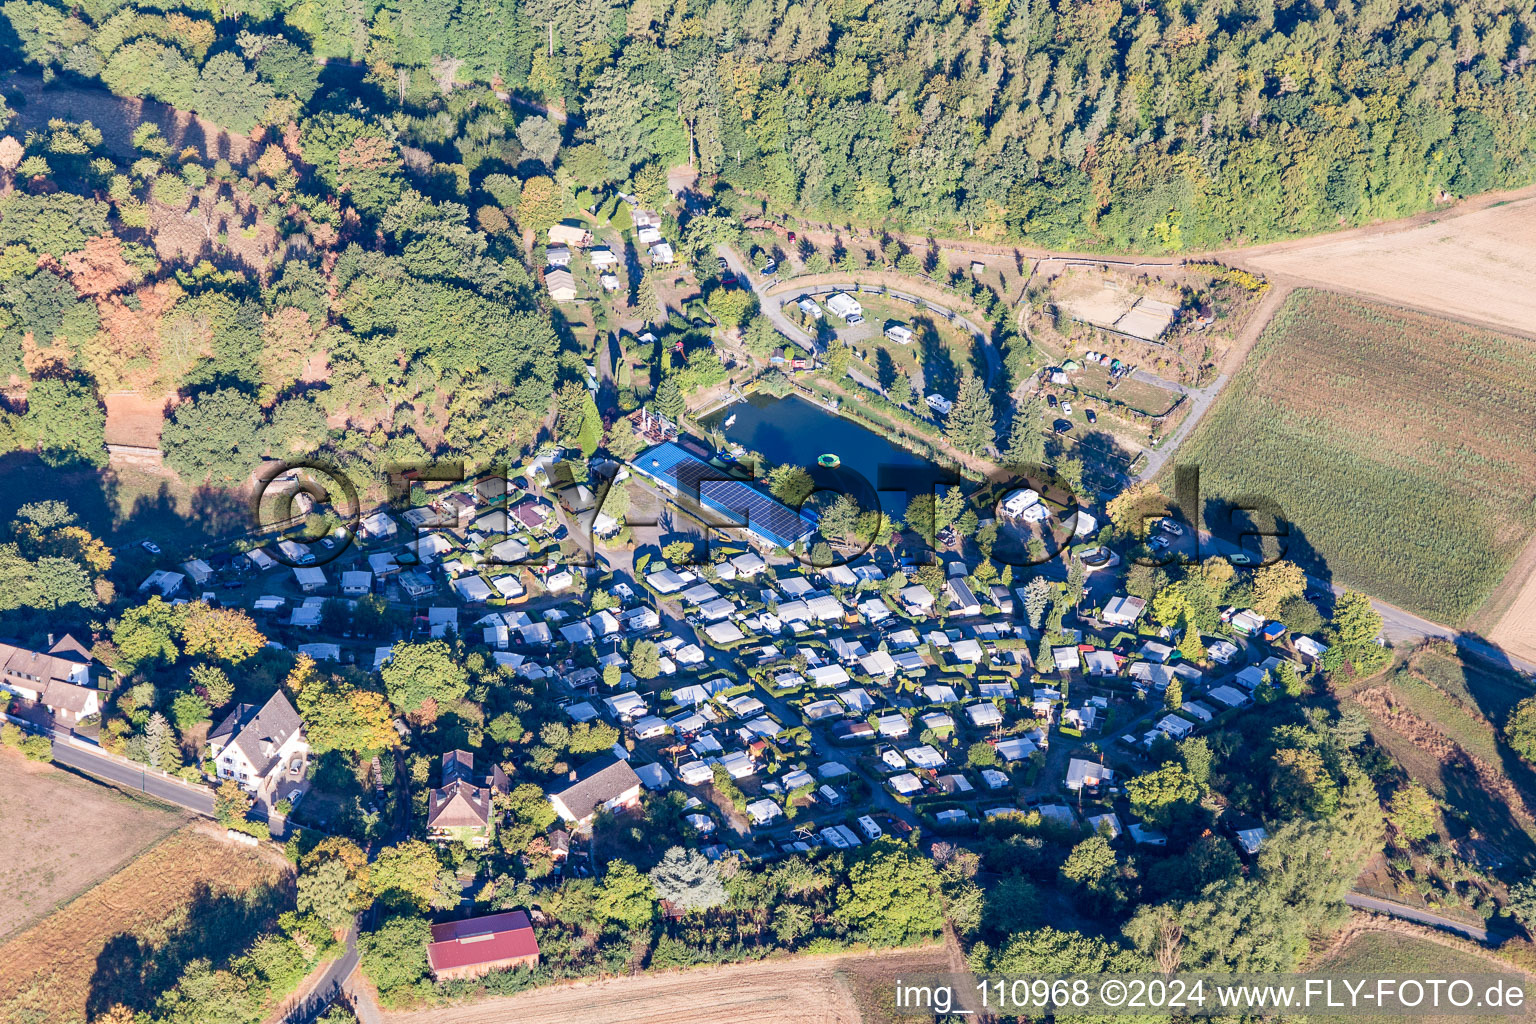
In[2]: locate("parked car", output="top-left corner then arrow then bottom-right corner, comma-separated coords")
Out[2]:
761,260 -> 777,276
1229,552 -> 1253,565
1085,408 -> 1097,424
1062,401 -> 1073,414
787,231 -> 796,242
1159,518 -> 1185,536
141,540 -> 162,555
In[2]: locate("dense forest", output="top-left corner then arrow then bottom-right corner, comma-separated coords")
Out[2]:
0,0 -> 1530,497
6,0 -> 1534,253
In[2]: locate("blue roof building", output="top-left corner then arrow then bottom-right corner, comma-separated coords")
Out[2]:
631,442 -> 815,550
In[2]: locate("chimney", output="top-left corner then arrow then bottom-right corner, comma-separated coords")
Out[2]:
47,634 -> 54,646
569,769 -> 579,781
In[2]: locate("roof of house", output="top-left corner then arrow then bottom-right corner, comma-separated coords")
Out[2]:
208,690 -> 304,776
428,779 -> 492,830
551,757 -> 642,821
427,910 -> 540,972
0,636 -> 91,689
42,677 -> 95,712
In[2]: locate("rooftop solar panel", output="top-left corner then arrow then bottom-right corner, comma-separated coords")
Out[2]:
634,442 -> 815,548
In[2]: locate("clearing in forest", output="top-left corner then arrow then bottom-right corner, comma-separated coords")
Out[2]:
1169,289 -> 1536,625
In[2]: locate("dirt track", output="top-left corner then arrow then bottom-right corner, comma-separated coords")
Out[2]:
382,945 -> 952,1024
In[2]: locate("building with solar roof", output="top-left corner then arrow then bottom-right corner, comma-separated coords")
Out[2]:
631,441 -> 816,551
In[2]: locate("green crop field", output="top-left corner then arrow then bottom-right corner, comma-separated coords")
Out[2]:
1169,290 -> 1536,625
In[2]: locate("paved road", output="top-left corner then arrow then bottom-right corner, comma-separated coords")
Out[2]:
279,928 -> 359,1024
50,735 -> 217,815
1345,892 -> 1494,943
1134,373 -> 1227,481
717,243 -> 816,353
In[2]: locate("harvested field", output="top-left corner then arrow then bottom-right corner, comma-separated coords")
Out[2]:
1237,192 -> 1536,339
0,754 -> 186,942
1489,558 -> 1536,666
0,823 -> 293,1024
1168,289 -> 1536,625
381,943 -> 954,1024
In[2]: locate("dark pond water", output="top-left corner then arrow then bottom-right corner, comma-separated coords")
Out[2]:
703,393 -> 943,517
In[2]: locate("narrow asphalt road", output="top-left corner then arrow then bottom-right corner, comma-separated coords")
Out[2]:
717,243 -> 816,353
50,735 -> 217,815
1344,892 -> 1494,943
1134,372 -> 1227,481
278,928 -> 360,1024
1189,533 -> 1536,675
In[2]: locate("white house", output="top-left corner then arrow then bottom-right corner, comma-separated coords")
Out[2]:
901,585 -> 935,614
359,511 -> 397,540
451,575 -> 494,603
208,691 -> 309,797
884,324 -> 914,345
945,579 -> 981,616
967,703 -> 1003,728
341,571 -> 372,596
548,758 -> 643,828
0,636 -> 99,725
1102,595 -> 1147,626
1207,638 -> 1240,665
1294,635 -> 1329,662
746,798 -> 783,825
139,569 -> 185,597
995,736 -> 1037,761
293,567 -> 327,593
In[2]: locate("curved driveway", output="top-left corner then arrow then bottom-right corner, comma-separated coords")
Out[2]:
717,245 -> 1003,390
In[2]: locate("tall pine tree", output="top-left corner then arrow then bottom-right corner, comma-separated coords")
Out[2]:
945,374 -> 995,454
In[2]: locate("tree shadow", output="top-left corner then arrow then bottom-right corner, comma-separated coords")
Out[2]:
86,879 -> 293,1019
873,349 -> 898,392
915,316 -> 955,396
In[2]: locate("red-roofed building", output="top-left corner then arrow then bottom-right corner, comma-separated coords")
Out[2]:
427,910 -> 540,981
